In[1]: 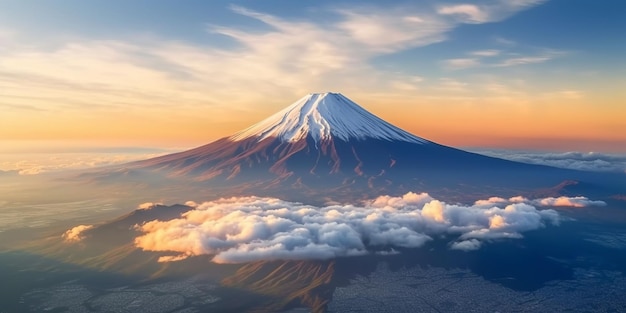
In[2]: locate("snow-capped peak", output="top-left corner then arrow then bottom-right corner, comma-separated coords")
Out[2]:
229,92 -> 428,144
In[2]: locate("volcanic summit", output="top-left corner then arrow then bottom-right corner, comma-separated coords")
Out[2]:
230,92 -> 427,144
120,92 -> 571,201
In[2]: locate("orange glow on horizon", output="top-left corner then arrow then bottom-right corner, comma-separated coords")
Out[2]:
2,93 -> 624,153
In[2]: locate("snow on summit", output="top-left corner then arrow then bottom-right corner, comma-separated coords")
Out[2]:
230,92 -> 428,144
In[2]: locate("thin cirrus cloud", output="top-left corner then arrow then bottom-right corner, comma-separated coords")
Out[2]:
471,49 -> 501,57
128,192 -> 583,263
496,55 -> 552,67
443,58 -> 481,70
437,0 -> 547,23
438,4 -> 490,23
0,2 -> 550,114
443,49 -> 564,70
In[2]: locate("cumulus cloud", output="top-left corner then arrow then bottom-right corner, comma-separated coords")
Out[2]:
133,192 -> 564,264
470,149 -> 626,172
450,239 -> 482,251
184,201 -> 199,208
442,48 -> 565,72
474,197 -> 508,206
63,225 -> 93,242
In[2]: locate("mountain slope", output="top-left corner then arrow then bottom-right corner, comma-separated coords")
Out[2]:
102,92 -> 606,201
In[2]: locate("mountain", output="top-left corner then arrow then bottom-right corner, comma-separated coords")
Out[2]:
96,92 -> 609,202
36,93 -> 626,313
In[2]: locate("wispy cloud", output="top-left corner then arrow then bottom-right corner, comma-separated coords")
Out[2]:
496,49 -> 566,67
438,4 -> 490,23
471,49 -> 501,57
444,48 -> 565,70
496,56 -> 551,67
0,151 -> 169,175
0,2 -> 550,116
443,58 -> 481,70
436,78 -> 469,92
437,0 -> 548,24
494,36 -> 517,46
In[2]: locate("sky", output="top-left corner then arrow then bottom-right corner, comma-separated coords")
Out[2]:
1,0 -> 625,154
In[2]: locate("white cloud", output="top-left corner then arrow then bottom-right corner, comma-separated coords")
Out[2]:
535,197 -> 606,208
437,1 -> 547,24
133,192 -> 564,263
438,4 -> 489,23
474,197 -> 508,206
376,248 -> 400,255
509,196 -> 529,203
496,56 -> 552,67
157,254 -> 191,263
442,48 -> 565,71
63,224 -> 93,242
503,0 -> 548,9
443,58 -> 480,70
473,194 -> 606,209
0,152 -> 168,175
0,2 -> 549,115
184,201 -> 199,208
471,49 -> 501,57
336,9 -> 450,53
471,150 -> 626,172
137,202 -> 162,210
450,239 -> 482,251
496,49 -> 566,67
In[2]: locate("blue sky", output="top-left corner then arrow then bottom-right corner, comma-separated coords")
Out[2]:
0,0 -> 625,153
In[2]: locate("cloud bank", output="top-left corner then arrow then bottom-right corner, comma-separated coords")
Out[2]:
471,150 -> 626,172
0,151 -> 170,176
474,195 -> 606,208
131,192 -> 591,263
